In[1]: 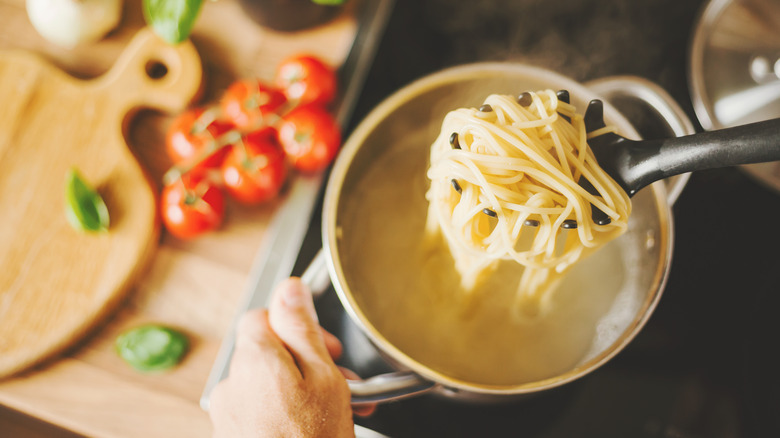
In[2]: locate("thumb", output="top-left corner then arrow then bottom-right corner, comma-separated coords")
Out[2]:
268,278 -> 334,376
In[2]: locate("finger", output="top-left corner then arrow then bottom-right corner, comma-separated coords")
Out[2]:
353,404 -> 377,417
268,278 -> 334,377
339,368 -> 377,417
321,327 -> 343,360
231,308 -> 299,379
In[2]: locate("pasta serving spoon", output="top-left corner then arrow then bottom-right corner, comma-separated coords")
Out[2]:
580,97 -> 780,225
477,90 -> 780,227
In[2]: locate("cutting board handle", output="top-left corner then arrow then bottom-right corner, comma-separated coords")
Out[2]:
94,27 -> 203,114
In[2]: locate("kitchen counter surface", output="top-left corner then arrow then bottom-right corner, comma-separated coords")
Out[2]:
0,0 -> 361,436
3,0 -> 780,437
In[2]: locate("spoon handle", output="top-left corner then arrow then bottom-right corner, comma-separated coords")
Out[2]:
624,118 -> 780,195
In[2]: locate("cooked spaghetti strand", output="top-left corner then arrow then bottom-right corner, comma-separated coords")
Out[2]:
425,91 -> 631,311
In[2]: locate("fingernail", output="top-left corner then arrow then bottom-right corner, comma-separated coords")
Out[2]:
283,281 -> 307,308
277,278 -> 319,322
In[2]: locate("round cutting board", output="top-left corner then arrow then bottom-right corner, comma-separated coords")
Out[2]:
0,28 -> 203,379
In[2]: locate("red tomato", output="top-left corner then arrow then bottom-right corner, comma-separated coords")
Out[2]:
277,105 -> 341,173
166,107 -> 235,170
275,55 -> 337,106
221,129 -> 288,204
161,172 -> 225,239
220,80 -> 286,130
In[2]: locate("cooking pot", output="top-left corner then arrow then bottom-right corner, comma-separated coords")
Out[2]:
302,63 -> 695,404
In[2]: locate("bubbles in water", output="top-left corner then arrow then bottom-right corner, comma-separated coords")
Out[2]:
580,219 -> 648,363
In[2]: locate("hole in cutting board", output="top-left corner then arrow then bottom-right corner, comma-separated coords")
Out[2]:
145,60 -> 169,80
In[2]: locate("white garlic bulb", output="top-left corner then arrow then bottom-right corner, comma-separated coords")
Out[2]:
27,0 -> 123,49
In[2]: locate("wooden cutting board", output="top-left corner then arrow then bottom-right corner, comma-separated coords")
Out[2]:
0,28 -> 203,379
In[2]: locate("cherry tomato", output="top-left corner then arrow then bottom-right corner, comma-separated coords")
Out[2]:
221,129 -> 288,204
275,55 -> 337,106
220,79 -> 286,130
277,105 -> 341,173
161,172 -> 225,239
166,107 -> 235,170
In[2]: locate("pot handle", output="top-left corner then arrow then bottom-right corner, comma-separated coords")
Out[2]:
584,76 -> 697,206
301,249 -> 332,299
347,371 -> 439,405
302,249 -> 440,404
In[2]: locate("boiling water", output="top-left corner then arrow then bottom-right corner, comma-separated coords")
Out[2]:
338,140 -> 646,386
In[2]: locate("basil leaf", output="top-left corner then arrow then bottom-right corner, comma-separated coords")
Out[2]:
115,325 -> 189,372
65,168 -> 109,233
143,0 -> 203,44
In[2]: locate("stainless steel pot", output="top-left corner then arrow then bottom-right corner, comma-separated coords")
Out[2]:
303,63 -> 695,404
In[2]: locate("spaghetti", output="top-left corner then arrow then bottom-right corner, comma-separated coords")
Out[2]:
425,90 -> 631,313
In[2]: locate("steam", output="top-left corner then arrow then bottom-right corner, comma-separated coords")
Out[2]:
418,0 -> 691,82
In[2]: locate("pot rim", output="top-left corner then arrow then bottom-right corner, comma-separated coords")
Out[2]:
322,62 -> 673,395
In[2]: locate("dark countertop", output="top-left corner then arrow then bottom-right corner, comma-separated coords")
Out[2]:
303,1 -> 780,437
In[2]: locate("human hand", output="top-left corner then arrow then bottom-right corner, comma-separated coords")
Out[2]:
209,278 -> 370,438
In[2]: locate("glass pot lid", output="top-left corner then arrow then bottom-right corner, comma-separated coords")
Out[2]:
688,0 -> 780,191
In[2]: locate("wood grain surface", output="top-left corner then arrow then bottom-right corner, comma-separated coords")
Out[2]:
0,27 -> 203,380
0,0 -> 359,436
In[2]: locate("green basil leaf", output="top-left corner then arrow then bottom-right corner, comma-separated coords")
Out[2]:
115,325 -> 189,372
65,168 -> 109,233
143,0 -> 203,44
311,0 -> 347,5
